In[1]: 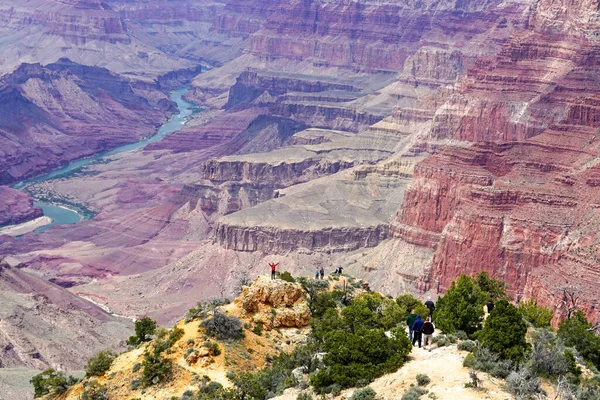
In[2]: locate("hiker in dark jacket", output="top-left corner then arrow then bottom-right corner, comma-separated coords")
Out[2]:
406,310 -> 418,341
319,266 -> 325,280
412,315 -> 425,348
424,296 -> 435,319
422,316 -> 435,351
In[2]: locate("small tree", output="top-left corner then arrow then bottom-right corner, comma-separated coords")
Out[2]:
518,299 -> 553,328
435,275 -> 487,335
85,350 -> 117,377
30,369 -> 78,398
558,310 -> 600,369
478,300 -> 529,362
475,271 -> 507,300
127,317 -> 157,346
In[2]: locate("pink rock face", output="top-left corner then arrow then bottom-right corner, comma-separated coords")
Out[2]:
393,0 -> 600,322
0,58 -> 174,184
0,187 -> 43,226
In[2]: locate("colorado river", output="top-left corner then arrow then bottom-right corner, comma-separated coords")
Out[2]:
10,87 -> 198,233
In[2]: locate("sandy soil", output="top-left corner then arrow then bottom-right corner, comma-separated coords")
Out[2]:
0,216 -> 52,236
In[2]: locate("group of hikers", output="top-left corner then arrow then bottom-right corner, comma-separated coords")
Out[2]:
407,297 -> 496,350
407,297 -> 436,350
269,262 -> 344,281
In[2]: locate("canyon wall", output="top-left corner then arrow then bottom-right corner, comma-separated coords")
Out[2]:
391,0 -> 600,321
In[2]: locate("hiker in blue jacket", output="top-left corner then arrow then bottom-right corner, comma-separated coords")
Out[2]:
412,315 -> 425,348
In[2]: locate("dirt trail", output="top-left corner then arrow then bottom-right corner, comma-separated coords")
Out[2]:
274,343 -> 513,400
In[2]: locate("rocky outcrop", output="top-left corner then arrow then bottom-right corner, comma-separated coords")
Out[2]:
0,187 -> 43,226
238,276 -> 311,329
0,59 -> 174,184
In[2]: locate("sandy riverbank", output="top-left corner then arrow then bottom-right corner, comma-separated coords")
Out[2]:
0,216 -> 52,236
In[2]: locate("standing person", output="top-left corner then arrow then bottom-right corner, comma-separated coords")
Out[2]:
424,296 -> 435,320
422,316 -> 435,352
319,266 -> 325,280
406,309 -> 418,342
269,262 -> 279,280
338,266 -> 344,275
315,267 -> 320,280
412,315 -> 424,348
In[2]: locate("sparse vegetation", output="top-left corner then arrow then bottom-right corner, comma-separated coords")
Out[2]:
85,350 -> 117,377
401,386 -> 427,400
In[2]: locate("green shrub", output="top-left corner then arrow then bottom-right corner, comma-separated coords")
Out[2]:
478,300 -> 529,362
310,294 -> 412,391
458,340 -> 476,352
297,393 -> 313,400
253,322 -> 263,336
279,271 -> 296,283
80,380 -> 108,400
166,327 -> 185,347
201,310 -> 243,340
518,299 -> 553,328
349,386 -> 377,400
30,369 -> 78,398
558,311 -> 600,370
401,386 -> 427,400
130,379 -> 140,390
132,363 -> 141,373
416,374 -> 431,386
85,350 -> 117,377
141,349 -> 172,387
435,275 -> 487,335
211,342 -> 222,356
127,317 -> 158,346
